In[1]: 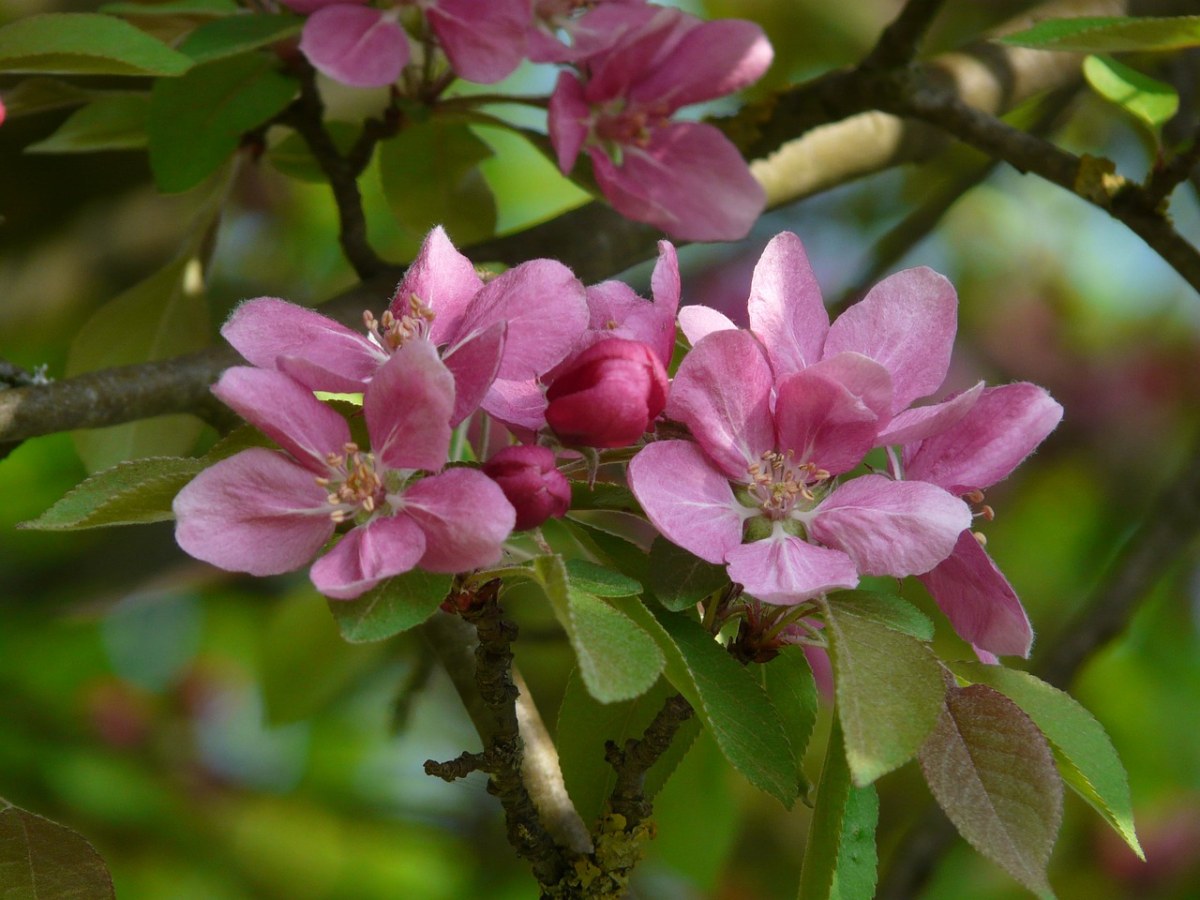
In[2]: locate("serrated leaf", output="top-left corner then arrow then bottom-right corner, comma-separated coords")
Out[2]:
830,591 -> 934,641
1000,15 -> 1200,53
953,662 -> 1142,859
0,14 -> 194,76
756,646 -> 819,800
379,119 -> 497,245
0,78 -> 93,118
565,558 -> 642,597
267,122 -> 359,183
101,0 -> 240,17
919,684 -> 1062,899
149,53 -> 295,193
177,14 -> 302,64
533,555 -> 663,703
0,798 -> 115,899
328,568 -> 452,642
646,536 -> 727,612
612,597 -> 799,806
557,671 -> 699,826
25,93 -> 148,153
823,597 -> 945,785
18,456 -> 202,530
1083,54 -> 1178,134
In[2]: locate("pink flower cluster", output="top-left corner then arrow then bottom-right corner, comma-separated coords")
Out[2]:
281,0 -> 773,240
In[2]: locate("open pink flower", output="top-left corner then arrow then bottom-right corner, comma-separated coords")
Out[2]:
628,329 -> 971,605
548,5 -> 772,240
173,342 -> 515,599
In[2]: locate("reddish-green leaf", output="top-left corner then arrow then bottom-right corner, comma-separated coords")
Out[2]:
1000,15 -> 1200,53
0,798 -> 115,898
0,14 -> 193,76
919,684 -> 1062,898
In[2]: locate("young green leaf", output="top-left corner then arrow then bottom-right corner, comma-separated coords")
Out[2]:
0,798 -> 115,898
25,93 -> 148,154
952,662 -> 1142,859
612,597 -> 799,806
828,591 -> 935,641
177,14 -> 303,64
149,54 -> 295,193
565,558 -> 643,597
327,569 -> 453,643
918,684 -> 1062,899
1083,55 -> 1179,135
379,120 -> 497,245
0,13 -> 194,76
1000,15 -> 1200,53
646,536 -> 727,612
755,646 -> 819,800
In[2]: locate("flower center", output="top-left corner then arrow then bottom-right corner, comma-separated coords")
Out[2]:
592,100 -> 671,156
363,294 -> 436,353
746,450 -> 830,520
317,443 -> 388,524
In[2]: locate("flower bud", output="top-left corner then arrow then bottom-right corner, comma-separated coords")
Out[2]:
482,445 -> 571,531
545,339 -> 668,448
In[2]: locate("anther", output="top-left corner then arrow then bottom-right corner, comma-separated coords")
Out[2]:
972,530 -> 988,547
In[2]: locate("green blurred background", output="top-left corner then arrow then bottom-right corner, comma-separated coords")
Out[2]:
2,0 -> 1199,897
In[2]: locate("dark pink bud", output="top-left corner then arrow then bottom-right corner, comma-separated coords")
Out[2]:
545,339 -> 668,448
482,445 -> 571,531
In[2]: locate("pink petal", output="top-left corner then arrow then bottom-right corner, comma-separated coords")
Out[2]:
823,267 -> 957,414
726,533 -> 858,605
667,329 -> 775,480
805,352 -> 894,424
310,513 -> 427,600
747,231 -> 829,376
300,6 -> 409,88
173,448 -> 333,575
548,70 -> 591,173
903,383 -> 1064,493
402,468 -> 516,572
627,440 -> 747,564
392,226 -> 483,347
806,475 -> 972,577
918,531 -> 1034,658
426,0 -> 527,85
364,339 -> 455,472
442,321 -> 506,426
481,378 -> 549,430
588,122 -> 764,242
629,18 -> 773,110
222,297 -> 384,393
213,367 -> 350,472
455,259 -> 587,383
583,240 -> 679,368
773,368 -> 880,476
583,5 -> 690,102
678,305 -> 736,346
876,382 -> 984,447
648,240 -> 682,364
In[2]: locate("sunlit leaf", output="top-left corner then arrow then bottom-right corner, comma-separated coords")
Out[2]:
829,591 -> 934,641
0,798 -> 115,898
0,14 -> 193,76
1000,15 -> 1200,52
177,14 -> 302,64
25,93 -> 148,153
1083,54 -> 1178,134
919,684 -> 1062,899
328,569 -> 453,642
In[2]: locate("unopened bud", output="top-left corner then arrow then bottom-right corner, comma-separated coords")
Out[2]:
482,445 -> 571,531
545,339 -> 668,448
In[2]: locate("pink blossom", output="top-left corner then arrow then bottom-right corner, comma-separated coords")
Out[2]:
548,5 -> 772,240
628,329 -> 971,605
173,342 -> 515,599
482,445 -> 571,530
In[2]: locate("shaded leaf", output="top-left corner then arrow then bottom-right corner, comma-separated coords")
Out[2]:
755,645 -> 819,800
569,480 -> 642,513
565,558 -> 642,597
177,14 -> 303,64
0,798 -> 115,899
328,568 -> 453,642
953,662 -> 1142,859
0,14 -> 193,76
919,684 -> 1062,898
1083,54 -> 1178,134
824,596 -> 945,785
149,53 -> 295,193
101,0 -> 240,17
25,93 -> 148,153
647,536 -> 727,612
1000,15 -> 1200,52
0,78 -> 93,118
267,121 -> 359,183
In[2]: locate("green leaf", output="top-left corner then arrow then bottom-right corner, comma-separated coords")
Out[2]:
556,671 -> 699,826
613,597 -> 799,806
100,0 -> 241,17
824,596 -> 945,785
378,119 -> 497,245
918,684 -> 1062,899
267,122 -> 359,183
0,798 -> 115,898
1083,54 -> 1179,134
755,646 -> 819,800
569,480 -> 642,513
533,555 -> 663,703
952,662 -> 1142,859
798,719 -> 878,900
18,456 -> 202,530
327,569 -> 453,642
830,591 -> 935,641
25,93 -> 148,154
0,14 -> 193,76
646,536 -> 727,612
0,78 -> 93,118
149,53 -> 295,193
1000,15 -> 1200,53
177,14 -> 303,64
565,558 -> 643,597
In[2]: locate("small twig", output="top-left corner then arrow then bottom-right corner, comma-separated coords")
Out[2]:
861,0 -> 948,70
1144,119 -> 1200,208
604,693 -> 694,830
424,750 -> 486,781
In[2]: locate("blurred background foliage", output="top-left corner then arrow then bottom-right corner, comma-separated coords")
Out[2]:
1,0 -> 1199,897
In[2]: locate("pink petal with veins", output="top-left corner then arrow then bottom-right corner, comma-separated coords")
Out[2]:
629,18 -> 773,110
403,468 -> 516,572
311,513 -> 427,600
773,368 -> 880,476
747,231 -> 829,375
726,533 -> 858,605
300,5 -> 408,88
391,226 -> 483,347
442,321 -> 506,426
876,382 -> 983,446
364,340 -> 454,472
678,305 -> 737,346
